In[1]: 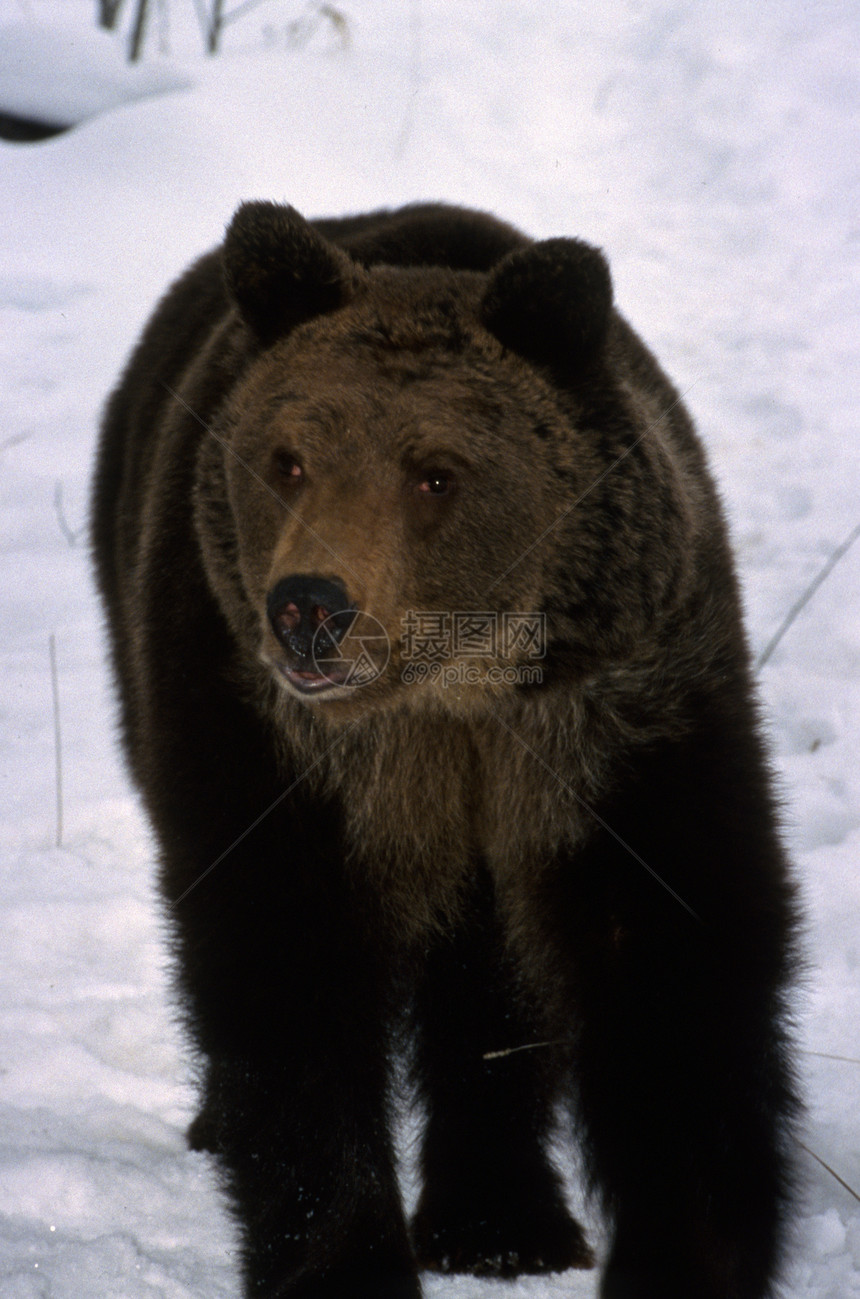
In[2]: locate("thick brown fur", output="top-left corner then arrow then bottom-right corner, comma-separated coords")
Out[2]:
92,201 -> 800,1299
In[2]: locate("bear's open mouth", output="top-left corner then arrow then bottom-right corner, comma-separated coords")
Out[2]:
278,661 -> 353,694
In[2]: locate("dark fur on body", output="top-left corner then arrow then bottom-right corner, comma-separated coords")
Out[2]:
92,201 -> 800,1298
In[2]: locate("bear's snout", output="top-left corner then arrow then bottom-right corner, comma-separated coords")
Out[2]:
266,574 -> 356,662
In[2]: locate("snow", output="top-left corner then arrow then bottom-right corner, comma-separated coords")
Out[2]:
1,0 -> 858,1295
0,21 -> 192,129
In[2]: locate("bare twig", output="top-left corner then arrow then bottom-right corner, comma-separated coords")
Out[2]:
757,521 -> 860,669
206,0 -> 225,52
0,432 -> 31,454
54,481 -> 83,547
128,0 -> 151,60
98,0 -> 126,30
49,634 -> 63,849
485,1043 -> 860,1065
802,1050 -> 860,1066
483,1038 -> 860,1204
483,1039 -> 567,1061
799,1140 -> 860,1205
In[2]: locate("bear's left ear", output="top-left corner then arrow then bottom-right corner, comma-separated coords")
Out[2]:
480,238 -> 613,373
223,201 -> 359,343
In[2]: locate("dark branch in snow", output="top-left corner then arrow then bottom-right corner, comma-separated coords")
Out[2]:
758,521 -> 860,669
54,482 -> 83,548
799,1141 -> 860,1206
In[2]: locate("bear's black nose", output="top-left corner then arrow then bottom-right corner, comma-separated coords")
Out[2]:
267,575 -> 356,660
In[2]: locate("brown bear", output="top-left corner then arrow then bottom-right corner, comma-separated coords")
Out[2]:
92,200 -> 800,1299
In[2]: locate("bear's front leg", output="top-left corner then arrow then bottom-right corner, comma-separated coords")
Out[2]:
166,798 -> 419,1299
197,1052 -> 416,1299
410,883 -> 593,1278
536,729 -> 799,1299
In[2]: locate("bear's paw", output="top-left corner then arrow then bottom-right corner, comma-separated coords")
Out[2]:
410,1199 -> 594,1277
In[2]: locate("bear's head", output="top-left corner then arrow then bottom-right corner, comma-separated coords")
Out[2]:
196,202 -> 697,720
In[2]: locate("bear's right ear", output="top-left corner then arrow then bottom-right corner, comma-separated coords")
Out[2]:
223,201 -> 359,343
480,237 -> 613,375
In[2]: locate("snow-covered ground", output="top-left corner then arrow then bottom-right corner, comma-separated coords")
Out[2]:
1,1 -> 858,1295
0,18 -> 191,131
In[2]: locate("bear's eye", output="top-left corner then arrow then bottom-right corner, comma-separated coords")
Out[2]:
273,450 -> 304,486
418,470 -> 455,497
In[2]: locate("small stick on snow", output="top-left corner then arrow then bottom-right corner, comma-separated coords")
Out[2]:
53,481 -> 82,547
483,1039 -> 568,1060
758,521 -> 860,668
798,1140 -> 860,1205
